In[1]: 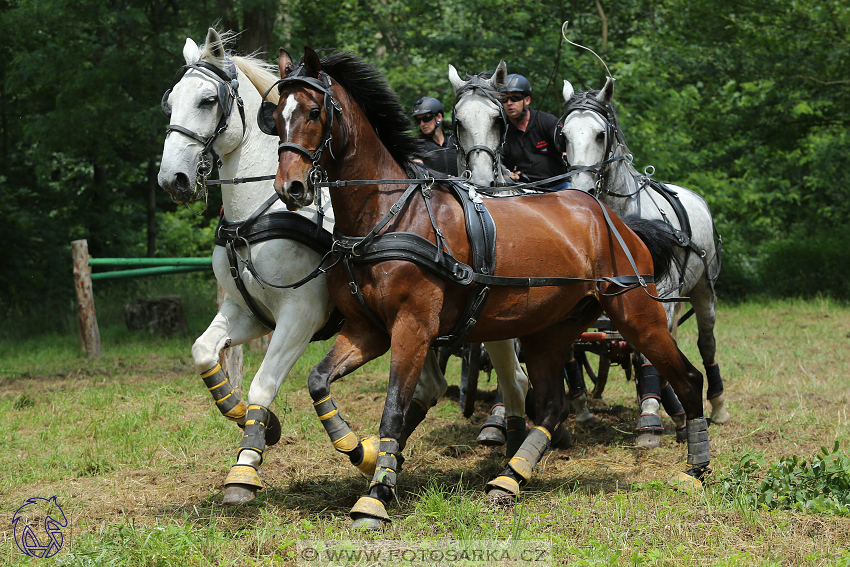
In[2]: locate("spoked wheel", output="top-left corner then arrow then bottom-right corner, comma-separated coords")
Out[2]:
459,343 -> 481,418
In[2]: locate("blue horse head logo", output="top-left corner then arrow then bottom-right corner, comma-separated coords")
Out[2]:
12,496 -> 67,558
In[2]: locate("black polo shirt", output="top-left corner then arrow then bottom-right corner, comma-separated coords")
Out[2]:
501,109 -> 566,183
417,131 -> 458,176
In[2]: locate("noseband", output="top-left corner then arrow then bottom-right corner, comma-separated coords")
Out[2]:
258,64 -> 342,193
452,76 -> 509,183
161,60 -> 246,180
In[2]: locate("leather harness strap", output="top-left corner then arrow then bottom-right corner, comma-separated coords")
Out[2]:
333,181 -> 675,348
215,195 -> 343,341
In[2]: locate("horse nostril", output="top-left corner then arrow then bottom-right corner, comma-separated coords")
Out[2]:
288,180 -> 305,201
175,172 -> 190,193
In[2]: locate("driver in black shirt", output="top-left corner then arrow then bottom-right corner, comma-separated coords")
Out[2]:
411,96 -> 458,176
500,74 -> 568,190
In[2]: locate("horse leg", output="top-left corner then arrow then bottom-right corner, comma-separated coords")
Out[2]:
221,315 -> 320,505
604,291 -> 710,487
350,328 -> 433,530
486,316 -> 598,505
308,324 -> 391,482
479,339 -> 529,456
192,298 -> 268,426
565,345 -> 594,424
399,348 -> 448,450
690,279 -> 729,424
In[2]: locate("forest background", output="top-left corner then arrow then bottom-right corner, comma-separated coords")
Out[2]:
1,0 -> 847,338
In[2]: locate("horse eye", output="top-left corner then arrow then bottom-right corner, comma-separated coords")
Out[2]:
596,131 -> 605,142
200,96 -> 217,107
308,108 -> 322,121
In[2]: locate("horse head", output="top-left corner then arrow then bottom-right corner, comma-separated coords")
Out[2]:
449,62 -> 509,187
270,47 -> 342,211
561,76 -> 618,193
158,28 -> 246,204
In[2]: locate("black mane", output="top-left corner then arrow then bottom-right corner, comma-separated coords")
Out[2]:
316,51 -> 423,172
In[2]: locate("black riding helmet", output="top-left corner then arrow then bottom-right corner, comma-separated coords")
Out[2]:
501,74 -> 532,97
411,96 -> 444,117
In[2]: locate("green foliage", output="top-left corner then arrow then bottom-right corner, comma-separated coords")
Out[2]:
715,442 -> 850,516
1,0 -> 848,337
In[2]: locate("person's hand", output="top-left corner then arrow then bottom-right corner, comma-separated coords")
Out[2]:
510,169 -> 521,181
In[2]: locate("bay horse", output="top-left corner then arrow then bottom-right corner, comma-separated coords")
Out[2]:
157,28 -> 451,505
448,61 -> 595,427
560,77 -> 729,445
268,47 -> 711,529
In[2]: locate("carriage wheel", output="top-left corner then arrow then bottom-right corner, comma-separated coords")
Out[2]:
459,343 -> 481,418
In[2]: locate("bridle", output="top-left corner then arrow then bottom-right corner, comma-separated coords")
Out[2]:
560,92 -> 627,197
161,59 -> 246,200
452,75 -> 509,185
257,62 -> 343,195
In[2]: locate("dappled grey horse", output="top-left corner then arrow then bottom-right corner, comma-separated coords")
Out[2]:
560,77 -> 729,445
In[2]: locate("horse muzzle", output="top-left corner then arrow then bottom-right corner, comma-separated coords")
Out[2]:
275,178 -> 314,211
158,171 -> 197,204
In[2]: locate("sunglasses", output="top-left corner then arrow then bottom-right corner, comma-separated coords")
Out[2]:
416,114 -> 435,124
507,94 -> 526,102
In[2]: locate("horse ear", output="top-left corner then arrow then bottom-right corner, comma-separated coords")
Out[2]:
303,47 -> 322,77
562,80 -> 575,103
206,28 -> 226,60
596,76 -> 614,105
491,60 -> 508,90
448,64 -> 465,93
279,48 -> 294,76
183,38 -> 201,65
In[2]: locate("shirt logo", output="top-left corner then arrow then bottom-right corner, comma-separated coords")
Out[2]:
535,140 -> 549,153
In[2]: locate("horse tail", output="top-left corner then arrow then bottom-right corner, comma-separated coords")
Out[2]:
621,215 -> 680,283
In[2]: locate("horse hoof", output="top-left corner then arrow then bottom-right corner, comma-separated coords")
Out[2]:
487,488 -> 517,507
477,426 -> 506,446
221,483 -> 258,506
710,407 -> 730,426
574,410 -> 595,424
350,514 -> 389,531
669,465 -> 710,492
635,432 -> 663,449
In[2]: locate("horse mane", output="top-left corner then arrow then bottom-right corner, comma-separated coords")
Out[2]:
317,51 -> 422,170
198,29 -> 280,104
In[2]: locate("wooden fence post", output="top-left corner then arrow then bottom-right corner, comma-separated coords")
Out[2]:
71,239 -> 102,359
217,285 -> 244,389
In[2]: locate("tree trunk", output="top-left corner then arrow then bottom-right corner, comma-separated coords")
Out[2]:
240,0 -> 280,57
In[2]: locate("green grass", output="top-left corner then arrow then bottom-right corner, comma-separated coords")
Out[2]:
1,297 -> 849,565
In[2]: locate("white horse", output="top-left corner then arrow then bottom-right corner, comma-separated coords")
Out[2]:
157,28 -> 450,505
448,62 -> 594,427
560,77 -> 730,445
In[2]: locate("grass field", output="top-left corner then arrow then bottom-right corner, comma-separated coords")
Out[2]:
1,297 -> 849,566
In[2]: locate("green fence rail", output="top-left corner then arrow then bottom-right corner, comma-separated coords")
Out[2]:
88,257 -> 212,280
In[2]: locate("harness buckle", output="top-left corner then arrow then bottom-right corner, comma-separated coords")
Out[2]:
349,281 -> 359,295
